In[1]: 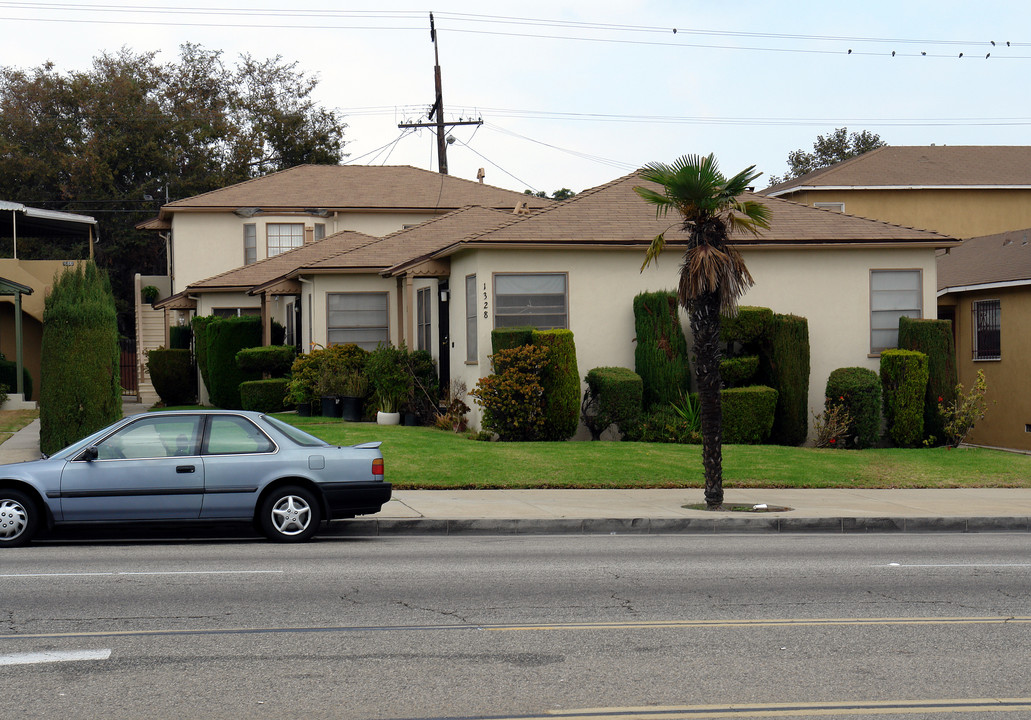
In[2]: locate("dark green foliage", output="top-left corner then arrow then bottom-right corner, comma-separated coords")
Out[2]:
720,306 -> 774,348
470,345 -> 549,441
759,313 -> 811,446
623,404 -> 699,444
633,291 -> 690,409
236,345 -> 296,378
582,367 -> 643,440
285,343 -> 370,407
240,378 -> 289,413
825,367 -> 881,449
405,350 -> 439,420
491,326 -> 535,353
721,386 -> 779,444
897,317 -> 957,444
0,359 -> 32,401
169,325 -> 192,350
880,349 -> 929,447
271,320 -> 286,346
191,315 -> 217,396
145,348 -> 196,406
531,329 -> 580,440
720,355 -> 759,388
39,262 -> 121,455
365,343 -> 413,413
206,316 -> 262,409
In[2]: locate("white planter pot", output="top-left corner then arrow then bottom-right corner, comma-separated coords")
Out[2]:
377,411 -> 401,426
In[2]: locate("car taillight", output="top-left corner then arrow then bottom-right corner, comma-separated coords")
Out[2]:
372,458 -> 384,477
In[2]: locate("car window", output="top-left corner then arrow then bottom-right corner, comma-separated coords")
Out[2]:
204,415 -> 275,455
95,416 -> 202,460
261,415 -> 329,448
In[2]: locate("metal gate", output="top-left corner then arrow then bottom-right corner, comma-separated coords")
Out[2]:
119,337 -> 138,395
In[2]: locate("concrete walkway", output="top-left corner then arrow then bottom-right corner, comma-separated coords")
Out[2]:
3,404 -> 1031,534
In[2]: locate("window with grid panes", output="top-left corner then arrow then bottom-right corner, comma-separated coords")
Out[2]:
267,223 -> 304,257
327,292 -> 389,351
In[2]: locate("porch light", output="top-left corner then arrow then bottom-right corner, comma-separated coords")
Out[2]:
439,289 -> 450,302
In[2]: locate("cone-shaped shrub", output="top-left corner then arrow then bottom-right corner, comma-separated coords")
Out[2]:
633,291 -> 690,409
880,349 -> 929,447
206,316 -> 262,409
825,367 -> 881,449
39,262 -> 121,455
146,348 -> 197,406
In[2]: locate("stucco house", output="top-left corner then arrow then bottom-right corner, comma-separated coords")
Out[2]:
175,171 -> 956,436
761,146 -> 1031,239
937,228 -> 1031,451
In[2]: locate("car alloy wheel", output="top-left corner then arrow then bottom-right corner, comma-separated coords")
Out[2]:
260,486 -> 322,542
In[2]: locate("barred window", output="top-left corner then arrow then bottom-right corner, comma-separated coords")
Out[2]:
972,299 -> 1001,360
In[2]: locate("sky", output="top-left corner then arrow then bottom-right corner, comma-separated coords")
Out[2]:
3,1 -> 1031,196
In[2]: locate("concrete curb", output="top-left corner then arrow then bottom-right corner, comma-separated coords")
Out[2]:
331,516 -> 1031,536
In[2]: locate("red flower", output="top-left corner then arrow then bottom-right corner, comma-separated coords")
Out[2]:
830,438 -> 837,444
938,396 -> 944,403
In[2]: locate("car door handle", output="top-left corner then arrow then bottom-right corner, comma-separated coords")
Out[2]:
176,465 -> 196,474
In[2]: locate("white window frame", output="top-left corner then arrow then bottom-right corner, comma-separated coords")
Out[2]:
416,287 -> 431,352
972,298 -> 1001,361
267,223 -> 304,257
326,292 -> 389,351
465,274 -> 477,364
870,269 -> 922,354
493,272 -> 568,330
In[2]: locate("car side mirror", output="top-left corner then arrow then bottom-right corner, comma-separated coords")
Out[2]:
81,446 -> 99,462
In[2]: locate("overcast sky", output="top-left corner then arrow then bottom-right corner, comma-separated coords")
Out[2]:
4,1 -> 1030,196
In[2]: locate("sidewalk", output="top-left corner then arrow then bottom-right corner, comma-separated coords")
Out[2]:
3,405 -> 1031,534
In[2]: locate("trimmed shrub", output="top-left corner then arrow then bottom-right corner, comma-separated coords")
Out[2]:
897,317 -> 957,445
720,355 -> 759,388
720,306 -> 774,348
146,348 -> 196,406
191,315 -> 217,397
825,367 -> 881,449
721,386 -> 779,444
236,345 -> 296,378
623,404 -> 699,444
240,378 -> 289,413
582,367 -> 643,440
169,325 -> 192,350
366,343 -> 413,413
39,262 -> 121,455
880,349 -> 929,447
0,358 -> 32,401
633,291 -> 690,409
471,344 -> 549,441
760,313 -> 810,446
531,329 -> 580,440
206,316 -> 262,409
491,326 -> 535,353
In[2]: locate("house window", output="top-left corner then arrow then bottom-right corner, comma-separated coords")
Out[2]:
972,299 -> 1001,360
285,301 -> 295,347
314,223 -> 326,241
213,307 -> 261,318
465,274 -> 477,363
814,202 -> 845,212
417,287 -> 431,352
494,273 -> 567,329
267,223 -> 304,257
870,269 -> 922,354
327,292 -> 388,351
244,224 -> 257,265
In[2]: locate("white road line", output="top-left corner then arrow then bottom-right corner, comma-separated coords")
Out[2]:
0,649 -> 111,666
884,564 -> 1031,568
0,570 -> 284,578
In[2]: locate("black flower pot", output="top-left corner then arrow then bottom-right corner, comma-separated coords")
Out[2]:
320,396 -> 341,418
340,395 -> 362,422
295,402 -> 312,417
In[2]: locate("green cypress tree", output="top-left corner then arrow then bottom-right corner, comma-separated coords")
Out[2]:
39,262 -> 121,455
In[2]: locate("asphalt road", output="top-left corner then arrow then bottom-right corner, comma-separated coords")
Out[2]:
3,533 -> 1031,719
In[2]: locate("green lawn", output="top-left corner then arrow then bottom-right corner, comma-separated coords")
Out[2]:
0,409 -> 38,446
273,415 -> 1031,490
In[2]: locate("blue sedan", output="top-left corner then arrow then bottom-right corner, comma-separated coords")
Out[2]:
0,410 -> 390,546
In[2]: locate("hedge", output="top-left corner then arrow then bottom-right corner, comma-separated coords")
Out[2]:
582,367 -> 643,440
491,326 -> 535,354
720,306 -> 774,348
531,329 -> 580,440
825,367 -> 881,449
880,349 -> 929,447
240,378 -> 290,413
39,262 -> 121,455
146,348 -> 196,406
191,315 -> 217,397
0,358 -> 32,401
206,316 -> 262,409
633,291 -> 690,409
720,355 -> 759,388
897,317 -> 957,445
721,386 -> 779,445
760,313 -> 810,446
236,345 -> 296,378
169,325 -> 193,350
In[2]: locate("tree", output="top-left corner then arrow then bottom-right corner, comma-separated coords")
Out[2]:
524,188 -> 577,201
768,127 -> 885,185
0,45 -> 348,331
634,154 -> 771,510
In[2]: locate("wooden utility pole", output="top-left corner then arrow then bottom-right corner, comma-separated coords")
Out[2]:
398,13 -> 483,174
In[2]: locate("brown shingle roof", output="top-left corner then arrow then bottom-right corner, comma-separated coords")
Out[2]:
430,171 -> 954,253
763,146 -> 1031,195
160,164 -> 551,215
937,228 -> 1031,292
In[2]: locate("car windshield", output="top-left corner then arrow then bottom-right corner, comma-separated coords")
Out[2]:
261,415 -> 329,448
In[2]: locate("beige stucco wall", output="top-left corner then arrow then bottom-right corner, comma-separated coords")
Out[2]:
448,245 -> 939,438
779,188 -> 1031,239
947,285 -> 1031,451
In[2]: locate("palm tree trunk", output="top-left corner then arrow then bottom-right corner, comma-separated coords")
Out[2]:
690,292 -> 724,510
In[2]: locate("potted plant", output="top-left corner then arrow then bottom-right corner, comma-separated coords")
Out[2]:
285,351 -> 321,415
141,285 -> 160,305
339,370 -> 368,422
365,344 -> 413,426
316,363 -> 344,418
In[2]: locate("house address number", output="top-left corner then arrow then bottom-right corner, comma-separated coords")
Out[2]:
483,282 -> 488,319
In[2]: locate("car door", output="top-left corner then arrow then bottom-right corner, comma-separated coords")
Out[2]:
199,414 -> 279,518
59,415 -> 204,522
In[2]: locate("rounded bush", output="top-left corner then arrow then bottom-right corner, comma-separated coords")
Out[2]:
582,367 -> 643,440
825,367 -> 881,449
240,378 -> 289,413
146,348 -> 197,406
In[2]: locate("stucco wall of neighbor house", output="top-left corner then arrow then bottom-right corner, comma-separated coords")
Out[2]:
948,286 -> 1031,452
447,245 -> 939,439
780,188 -> 1031,239
0,306 -> 41,402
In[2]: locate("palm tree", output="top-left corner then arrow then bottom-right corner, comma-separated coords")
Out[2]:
634,154 -> 771,510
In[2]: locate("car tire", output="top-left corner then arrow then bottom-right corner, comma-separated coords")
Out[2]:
0,489 -> 38,548
259,486 -> 322,543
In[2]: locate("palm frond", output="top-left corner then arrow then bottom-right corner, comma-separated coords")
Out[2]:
640,232 -> 667,271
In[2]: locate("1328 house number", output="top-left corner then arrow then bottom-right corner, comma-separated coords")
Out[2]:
482,282 -> 489,319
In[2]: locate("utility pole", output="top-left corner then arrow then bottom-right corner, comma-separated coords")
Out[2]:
398,13 -> 483,175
